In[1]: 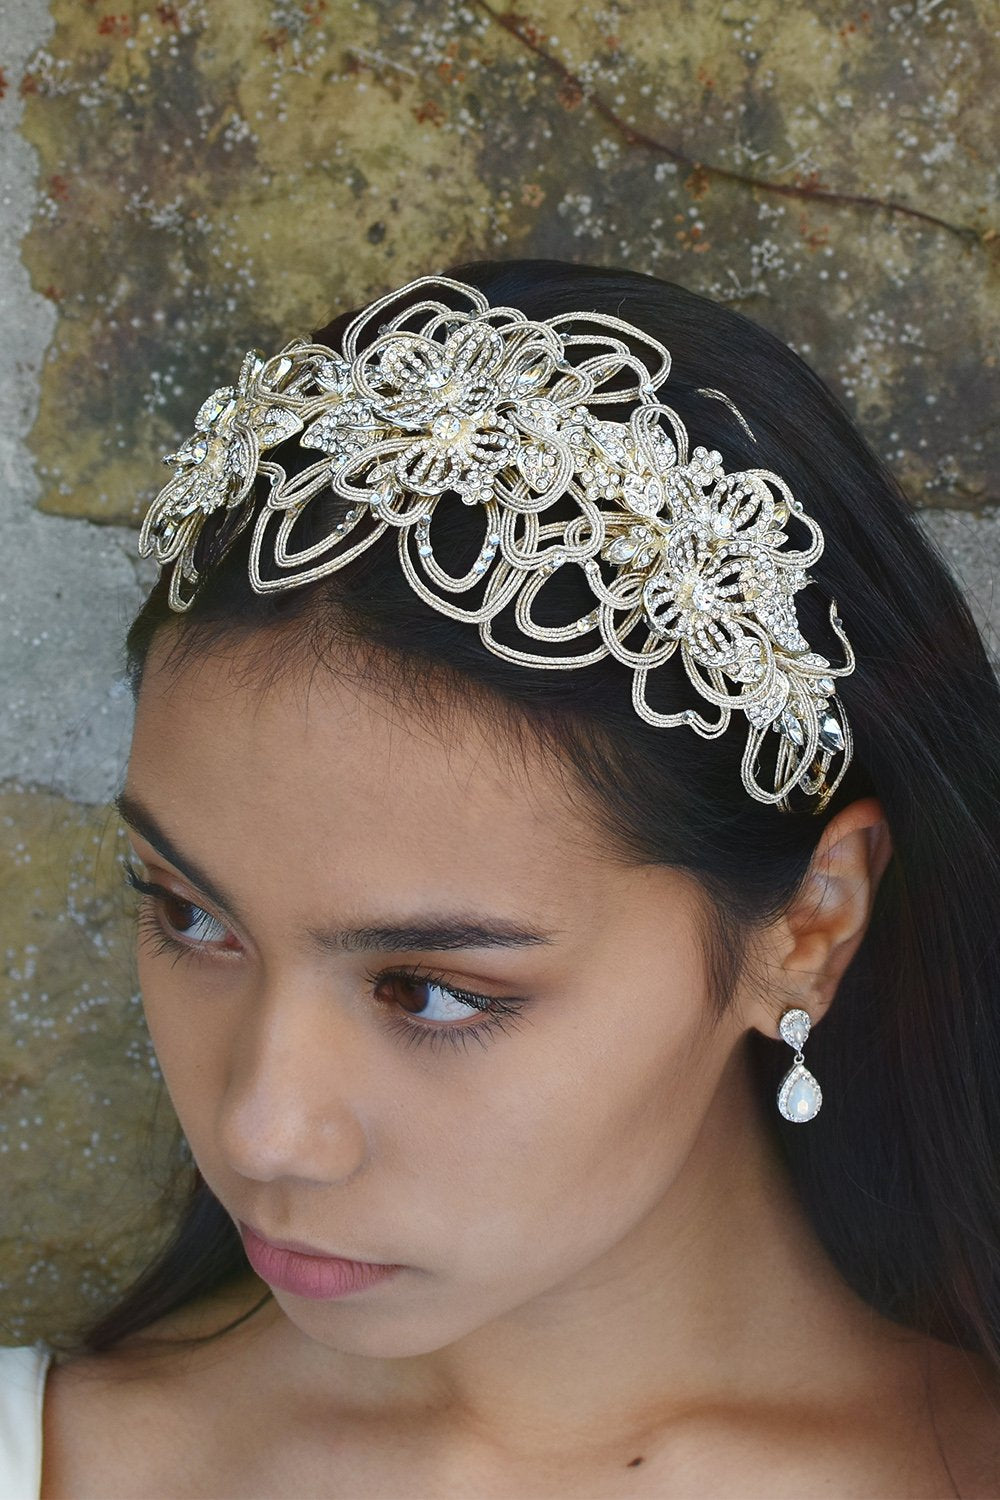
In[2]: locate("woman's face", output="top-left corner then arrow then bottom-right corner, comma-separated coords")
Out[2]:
122,630 -> 766,1359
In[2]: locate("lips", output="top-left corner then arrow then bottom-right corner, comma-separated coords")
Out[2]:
240,1221 -> 383,1262
238,1221 -> 404,1300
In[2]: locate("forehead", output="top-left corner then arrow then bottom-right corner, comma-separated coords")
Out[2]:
127,631 -> 620,912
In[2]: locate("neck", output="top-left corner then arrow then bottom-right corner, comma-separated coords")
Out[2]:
237,1039 -> 900,1461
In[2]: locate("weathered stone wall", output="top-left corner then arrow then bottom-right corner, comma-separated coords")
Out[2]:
2,0 -> 998,1343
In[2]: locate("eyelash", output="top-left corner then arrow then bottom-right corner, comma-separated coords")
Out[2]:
123,861 -> 529,1055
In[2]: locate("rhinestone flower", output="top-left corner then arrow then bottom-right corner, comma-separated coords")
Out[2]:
303,319 -> 574,509
139,349 -> 308,608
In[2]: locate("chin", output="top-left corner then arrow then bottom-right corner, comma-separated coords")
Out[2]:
272,1288 -> 498,1360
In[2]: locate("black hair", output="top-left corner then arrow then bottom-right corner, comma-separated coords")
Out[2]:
55,259 -> 1000,1377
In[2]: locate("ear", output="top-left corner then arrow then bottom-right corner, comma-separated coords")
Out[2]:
761,796 -> 894,1029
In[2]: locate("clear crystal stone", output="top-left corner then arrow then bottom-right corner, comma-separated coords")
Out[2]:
779,709 -> 805,747
515,364 -> 547,390
778,1008 -> 811,1049
431,413 -> 465,443
195,387 -> 237,429
606,536 -> 638,564
175,435 -> 209,465
818,711 -> 845,753
777,1064 -> 822,1123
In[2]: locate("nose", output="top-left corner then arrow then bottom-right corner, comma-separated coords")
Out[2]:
216,972 -> 370,1186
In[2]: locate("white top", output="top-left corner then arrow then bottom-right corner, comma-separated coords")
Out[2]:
0,1345 -> 51,1500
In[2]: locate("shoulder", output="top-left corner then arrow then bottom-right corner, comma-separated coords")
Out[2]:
40,1274 -> 270,1500
915,1335 -> 1000,1499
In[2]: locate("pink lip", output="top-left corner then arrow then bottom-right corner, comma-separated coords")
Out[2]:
242,1223 -> 362,1258
239,1222 -> 403,1300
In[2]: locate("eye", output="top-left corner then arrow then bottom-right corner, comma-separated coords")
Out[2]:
374,969 -> 495,1023
123,860 -> 238,955
366,965 -> 530,1053
158,894 -> 229,946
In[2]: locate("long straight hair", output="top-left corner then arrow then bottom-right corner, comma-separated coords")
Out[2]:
56,259 -> 1000,1372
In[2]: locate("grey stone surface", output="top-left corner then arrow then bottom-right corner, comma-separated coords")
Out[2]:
0,0 -> 174,1347
0,0 -> 149,807
918,507 -> 1000,664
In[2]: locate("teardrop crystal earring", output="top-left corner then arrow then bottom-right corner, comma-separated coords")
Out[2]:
776,1007 -> 823,1123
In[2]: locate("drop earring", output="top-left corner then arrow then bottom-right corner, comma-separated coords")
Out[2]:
776,1007 -> 823,1123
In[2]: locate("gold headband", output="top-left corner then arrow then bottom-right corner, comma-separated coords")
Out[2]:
138,273 -> 854,812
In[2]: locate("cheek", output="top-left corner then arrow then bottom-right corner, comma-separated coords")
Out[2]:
418,982 -> 719,1275
137,952 -> 225,1134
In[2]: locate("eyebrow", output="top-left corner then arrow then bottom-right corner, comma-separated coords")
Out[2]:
113,791 -> 560,954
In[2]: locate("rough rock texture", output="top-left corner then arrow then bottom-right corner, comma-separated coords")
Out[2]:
2,0 -> 998,1343
0,788 -> 181,1345
18,0 -> 1000,523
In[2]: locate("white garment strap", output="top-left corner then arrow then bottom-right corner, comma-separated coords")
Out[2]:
0,1344 -> 51,1500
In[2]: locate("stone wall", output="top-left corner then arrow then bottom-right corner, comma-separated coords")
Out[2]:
2,0 -> 998,1343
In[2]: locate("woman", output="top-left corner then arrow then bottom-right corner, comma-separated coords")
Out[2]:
5,260 -> 1000,1497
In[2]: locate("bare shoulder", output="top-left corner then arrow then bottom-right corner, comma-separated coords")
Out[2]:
40,1273 -> 270,1500
919,1335 -> 1000,1498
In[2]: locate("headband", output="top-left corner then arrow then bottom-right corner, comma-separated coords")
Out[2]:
138,273 -> 854,811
